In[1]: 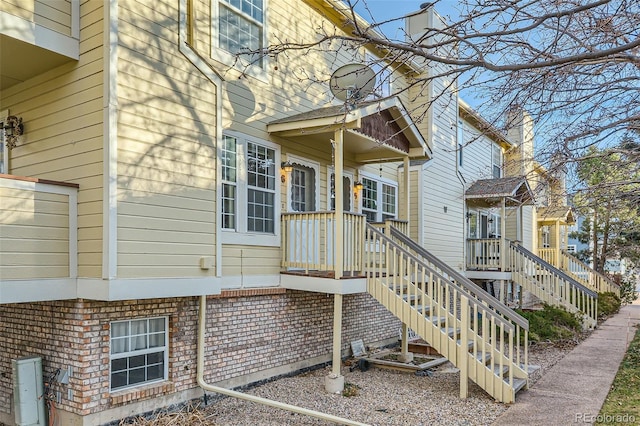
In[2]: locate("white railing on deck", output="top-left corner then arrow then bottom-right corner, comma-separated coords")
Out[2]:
509,243 -> 598,327
537,248 -> 557,266
281,211 -> 365,276
370,219 -> 409,237
365,224 -> 528,403
559,250 -> 620,296
466,238 -> 502,270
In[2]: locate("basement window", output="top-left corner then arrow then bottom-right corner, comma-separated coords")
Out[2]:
110,317 -> 168,391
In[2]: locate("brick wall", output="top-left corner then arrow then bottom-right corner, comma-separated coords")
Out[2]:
0,290 -> 399,418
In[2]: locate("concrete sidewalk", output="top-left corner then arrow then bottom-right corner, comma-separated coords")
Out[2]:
493,302 -> 640,425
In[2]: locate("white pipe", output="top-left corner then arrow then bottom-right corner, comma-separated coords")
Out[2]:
197,296 -> 368,426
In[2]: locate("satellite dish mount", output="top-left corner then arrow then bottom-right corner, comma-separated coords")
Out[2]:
329,63 -> 376,111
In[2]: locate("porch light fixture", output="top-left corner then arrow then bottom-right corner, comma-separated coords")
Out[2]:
3,115 -> 23,149
353,181 -> 363,199
280,161 -> 293,182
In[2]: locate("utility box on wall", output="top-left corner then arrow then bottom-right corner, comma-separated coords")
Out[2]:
12,356 -> 46,426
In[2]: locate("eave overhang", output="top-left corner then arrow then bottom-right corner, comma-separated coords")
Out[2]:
537,206 -> 576,225
268,97 -> 431,163
465,176 -> 535,207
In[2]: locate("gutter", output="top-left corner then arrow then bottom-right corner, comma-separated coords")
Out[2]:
197,296 -> 369,426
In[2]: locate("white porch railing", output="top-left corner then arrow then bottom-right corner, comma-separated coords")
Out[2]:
281,211 -> 366,276
537,248 -> 557,266
509,243 -> 598,327
559,250 -> 620,296
466,238 -> 502,270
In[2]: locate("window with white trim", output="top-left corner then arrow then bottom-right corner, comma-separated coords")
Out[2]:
361,176 -> 397,222
221,133 -> 279,244
215,0 -> 265,67
492,143 -> 502,178
0,115 -> 8,174
110,317 -> 168,391
457,120 -> 464,168
567,244 -> 577,253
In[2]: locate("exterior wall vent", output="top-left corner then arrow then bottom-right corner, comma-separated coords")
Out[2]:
12,356 -> 46,425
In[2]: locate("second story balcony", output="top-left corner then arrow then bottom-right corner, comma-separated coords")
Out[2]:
1,0 -> 79,90
0,174 -> 78,303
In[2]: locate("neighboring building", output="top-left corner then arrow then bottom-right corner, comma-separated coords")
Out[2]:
0,1 -> 617,424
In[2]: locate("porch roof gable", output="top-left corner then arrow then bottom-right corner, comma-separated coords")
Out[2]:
537,206 -> 576,224
267,97 -> 431,163
465,176 -> 535,205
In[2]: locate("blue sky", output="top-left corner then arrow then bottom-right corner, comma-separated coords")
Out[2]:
353,0 -> 459,34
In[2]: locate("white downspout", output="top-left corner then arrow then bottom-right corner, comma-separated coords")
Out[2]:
197,296 -> 368,426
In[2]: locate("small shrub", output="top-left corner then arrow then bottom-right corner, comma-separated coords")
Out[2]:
342,382 -> 360,397
516,304 -> 582,343
598,292 -> 621,318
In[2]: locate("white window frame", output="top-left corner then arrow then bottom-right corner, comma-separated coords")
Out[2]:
220,131 -> 280,246
457,119 -> 464,169
359,171 -> 398,222
567,244 -> 577,253
326,166 -> 354,212
211,0 -> 268,80
109,317 -> 168,392
0,110 -> 9,174
492,143 -> 503,178
284,155 -> 320,212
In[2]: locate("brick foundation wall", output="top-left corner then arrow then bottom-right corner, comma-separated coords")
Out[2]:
0,290 -> 399,419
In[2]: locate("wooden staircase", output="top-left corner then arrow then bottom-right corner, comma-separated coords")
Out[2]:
509,243 -> 598,328
364,224 -> 530,403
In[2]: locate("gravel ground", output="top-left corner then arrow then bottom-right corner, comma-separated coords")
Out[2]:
121,338 -> 583,426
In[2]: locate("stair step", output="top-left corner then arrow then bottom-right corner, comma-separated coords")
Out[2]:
493,365 -> 509,376
510,377 -> 528,393
474,352 -> 492,364
426,315 -> 446,325
442,327 -> 461,338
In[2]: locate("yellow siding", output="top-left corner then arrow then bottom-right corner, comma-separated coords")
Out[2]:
222,245 -> 281,277
0,0 -> 104,278
0,187 -> 70,279
1,0 -> 72,36
1,0 -> 34,20
35,0 -> 72,36
115,0 -> 218,278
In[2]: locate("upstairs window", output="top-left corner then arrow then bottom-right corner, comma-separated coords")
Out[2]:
492,143 -> 502,178
457,120 -> 464,168
221,132 -> 280,245
217,0 -> 265,67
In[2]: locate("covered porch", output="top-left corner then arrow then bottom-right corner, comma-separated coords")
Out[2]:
536,205 -> 575,267
269,96 -> 430,293
464,176 -> 535,274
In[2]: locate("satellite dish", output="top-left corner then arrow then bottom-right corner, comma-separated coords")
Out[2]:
329,63 -> 376,104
